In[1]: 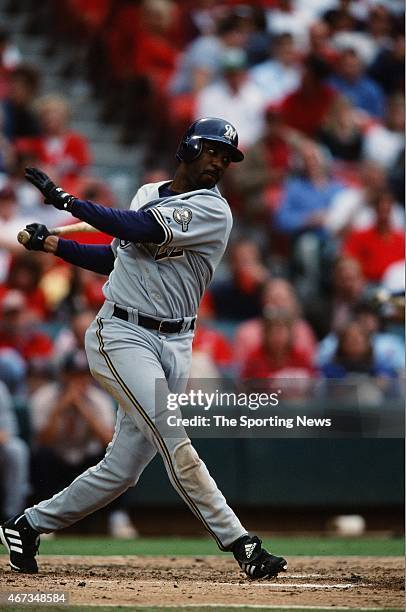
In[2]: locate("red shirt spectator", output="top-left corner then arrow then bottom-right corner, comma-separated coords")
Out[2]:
27,95 -> 91,179
234,278 -> 317,367
243,343 -> 314,379
193,326 -> 232,369
343,191 -> 405,283
241,309 -> 315,386
36,132 -> 90,175
132,3 -> 179,95
0,290 -> 53,361
280,54 -> 336,137
2,254 -> 49,320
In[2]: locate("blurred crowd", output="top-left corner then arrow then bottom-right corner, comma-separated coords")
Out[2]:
0,0 -> 404,524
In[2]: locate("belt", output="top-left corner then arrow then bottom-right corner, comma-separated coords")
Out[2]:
113,305 -> 195,334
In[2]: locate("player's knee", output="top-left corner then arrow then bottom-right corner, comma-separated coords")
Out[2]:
173,440 -> 201,477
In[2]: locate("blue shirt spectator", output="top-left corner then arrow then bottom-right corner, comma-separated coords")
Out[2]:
274,176 -> 344,234
328,48 -> 385,118
317,331 -> 405,371
274,142 -> 343,234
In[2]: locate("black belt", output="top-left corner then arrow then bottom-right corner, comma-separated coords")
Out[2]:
113,305 -> 195,333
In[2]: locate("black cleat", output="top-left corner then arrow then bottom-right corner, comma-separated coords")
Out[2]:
0,514 -> 40,573
232,535 -> 287,579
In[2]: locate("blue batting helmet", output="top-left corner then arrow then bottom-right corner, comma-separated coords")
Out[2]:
176,117 -> 244,163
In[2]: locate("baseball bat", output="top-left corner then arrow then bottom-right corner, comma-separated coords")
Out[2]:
17,222 -> 98,246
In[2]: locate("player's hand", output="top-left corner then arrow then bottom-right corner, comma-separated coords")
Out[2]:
24,167 -> 77,211
21,223 -> 51,251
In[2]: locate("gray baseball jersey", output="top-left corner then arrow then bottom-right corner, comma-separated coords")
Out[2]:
104,181 -> 233,318
25,179 -> 247,550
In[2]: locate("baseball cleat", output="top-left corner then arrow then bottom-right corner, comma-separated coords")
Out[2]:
232,535 -> 287,580
0,514 -> 40,573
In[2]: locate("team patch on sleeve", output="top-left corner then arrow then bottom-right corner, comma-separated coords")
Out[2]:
173,207 -> 192,232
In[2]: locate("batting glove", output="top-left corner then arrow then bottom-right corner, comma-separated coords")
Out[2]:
22,223 -> 51,251
24,167 -> 77,211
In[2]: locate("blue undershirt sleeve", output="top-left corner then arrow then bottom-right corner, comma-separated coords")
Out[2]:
56,239 -> 115,275
69,199 -> 165,244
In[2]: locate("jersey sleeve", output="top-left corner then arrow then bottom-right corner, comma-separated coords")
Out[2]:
148,195 -> 232,256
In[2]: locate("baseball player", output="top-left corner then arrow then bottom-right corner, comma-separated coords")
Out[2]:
0,118 -> 287,579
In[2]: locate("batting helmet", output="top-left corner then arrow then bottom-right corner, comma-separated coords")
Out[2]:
176,117 -> 244,163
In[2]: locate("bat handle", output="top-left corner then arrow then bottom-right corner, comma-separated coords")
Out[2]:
17,229 -> 31,245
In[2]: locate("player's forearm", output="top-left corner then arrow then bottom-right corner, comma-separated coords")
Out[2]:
70,199 -> 165,243
51,238 -> 115,275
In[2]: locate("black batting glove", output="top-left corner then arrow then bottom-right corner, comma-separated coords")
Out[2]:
24,167 -> 77,211
22,223 -> 51,251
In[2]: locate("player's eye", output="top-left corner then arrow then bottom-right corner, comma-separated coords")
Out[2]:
223,156 -> 231,166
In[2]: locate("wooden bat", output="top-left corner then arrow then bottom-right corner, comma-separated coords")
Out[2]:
17,222 -> 98,246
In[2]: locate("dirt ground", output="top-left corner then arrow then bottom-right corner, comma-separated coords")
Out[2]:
1,555 -> 404,609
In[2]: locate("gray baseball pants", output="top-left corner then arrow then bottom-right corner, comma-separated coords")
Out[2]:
25,302 -> 246,549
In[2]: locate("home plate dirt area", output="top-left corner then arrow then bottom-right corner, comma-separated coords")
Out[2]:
0,555 -> 404,609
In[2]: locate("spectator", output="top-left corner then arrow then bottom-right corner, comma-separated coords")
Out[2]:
0,379 -> 30,522
307,20 -> 338,65
241,308 -> 315,398
317,299 -> 405,372
2,64 -> 41,141
328,48 -> 385,119
2,253 -> 48,320
133,0 -> 179,94
0,28 -> 21,100
57,266 -> 107,319
250,32 -> 301,105
191,294 -> 233,377
2,145 -> 65,226
0,185 -> 32,282
274,141 -> 344,235
234,277 -> 317,368
317,95 -> 364,162
305,256 -> 367,341
368,30 -> 405,96
280,54 -> 337,137
265,0 -> 314,50
231,105 -> 296,225
274,140 -> 344,294
244,5 -> 272,68
325,160 -> 405,237
210,240 -> 269,322
195,48 -> 266,148
53,309 -> 96,365
321,322 -> 398,397
170,12 -> 249,95
34,95 -> 92,179
30,349 -> 115,503
362,94 -> 405,171
343,189 -> 405,284
0,290 -> 53,364
0,347 -> 26,396
0,109 -> 13,173
0,28 -> 22,70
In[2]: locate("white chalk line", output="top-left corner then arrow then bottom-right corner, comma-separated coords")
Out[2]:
72,605 -> 402,610
216,581 -> 361,589
279,573 -> 323,578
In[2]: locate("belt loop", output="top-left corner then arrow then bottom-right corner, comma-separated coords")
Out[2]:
129,308 -> 139,325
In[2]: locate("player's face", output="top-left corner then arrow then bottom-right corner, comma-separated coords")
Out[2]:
190,142 -> 231,188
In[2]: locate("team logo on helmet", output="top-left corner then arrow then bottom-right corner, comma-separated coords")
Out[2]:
173,207 -> 192,232
223,124 -> 237,141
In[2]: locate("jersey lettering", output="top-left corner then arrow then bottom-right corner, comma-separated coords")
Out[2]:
155,246 -> 184,261
119,239 -> 131,248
